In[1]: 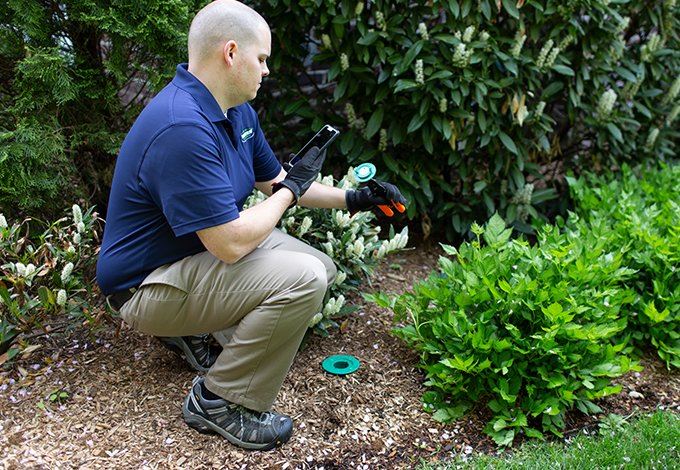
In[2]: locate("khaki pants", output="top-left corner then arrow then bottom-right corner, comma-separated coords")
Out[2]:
119,229 -> 336,411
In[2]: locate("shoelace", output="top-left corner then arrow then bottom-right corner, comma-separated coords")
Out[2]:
187,334 -> 214,365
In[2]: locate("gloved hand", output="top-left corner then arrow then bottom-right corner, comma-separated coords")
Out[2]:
345,180 -> 407,216
272,146 -> 325,204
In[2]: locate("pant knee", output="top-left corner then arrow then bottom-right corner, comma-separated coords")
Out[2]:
314,251 -> 337,286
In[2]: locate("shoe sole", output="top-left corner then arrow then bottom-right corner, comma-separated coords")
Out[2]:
181,394 -> 287,451
158,337 -> 210,373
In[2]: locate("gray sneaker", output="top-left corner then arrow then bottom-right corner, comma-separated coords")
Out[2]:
157,335 -> 218,373
182,376 -> 293,451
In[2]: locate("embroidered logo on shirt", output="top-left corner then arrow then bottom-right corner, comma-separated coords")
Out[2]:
240,128 -> 254,142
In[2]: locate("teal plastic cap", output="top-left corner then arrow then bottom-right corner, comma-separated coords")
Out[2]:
354,163 -> 376,183
321,354 -> 361,375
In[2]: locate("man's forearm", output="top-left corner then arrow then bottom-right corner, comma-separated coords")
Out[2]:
298,181 -> 347,209
197,188 -> 295,264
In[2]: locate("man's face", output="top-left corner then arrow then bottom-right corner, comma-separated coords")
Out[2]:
234,25 -> 271,101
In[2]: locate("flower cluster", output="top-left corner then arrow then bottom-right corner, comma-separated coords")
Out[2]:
417,22 -> 429,41
661,76 -> 680,105
558,34 -> 575,50
510,31 -> 526,58
597,89 -> 617,121
536,39 -> 560,69
375,11 -> 387,31
516,104 -> 528,127
378,128 -> 388,151
534,101 -> 546,119
462,25 -> 475,43
452,43 -> 473,68
323,294 -> 346,317
340,53 -> 349,72
345,103 -> 365,131
322,34 -> 331,50
439,98 -> 448,113
355,2 -> 364,16
511,183 -> 535,222
641,32 -> 662,62
645,127 -> 659,150
622,75 -> 644,100
415,59 -> 424,84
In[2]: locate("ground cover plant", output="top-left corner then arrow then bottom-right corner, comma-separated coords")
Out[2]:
568,164 -> 680,368
0,205 -> 101,359
419,411 -> 680,469
370,213 -> 640,445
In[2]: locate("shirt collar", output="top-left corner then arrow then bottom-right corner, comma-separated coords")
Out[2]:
171,63 -> 229,123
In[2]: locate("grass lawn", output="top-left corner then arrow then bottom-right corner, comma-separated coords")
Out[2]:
421,411 -> 679,469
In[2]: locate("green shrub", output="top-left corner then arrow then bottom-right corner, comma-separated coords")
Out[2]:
254,0 -> 679,238
0,205 -> 101,358
245,169 -> 409,334
0,0 -> 197,215
370,214 -> 639,445
568,164 -> 680,368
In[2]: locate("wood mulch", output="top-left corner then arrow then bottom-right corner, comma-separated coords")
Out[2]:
1,243 -> 679,469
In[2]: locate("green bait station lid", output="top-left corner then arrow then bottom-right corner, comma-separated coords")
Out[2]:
354,163 -> 376,183
321,354 -> 361,375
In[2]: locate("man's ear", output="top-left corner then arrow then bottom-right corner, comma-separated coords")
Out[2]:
223,40 -> 238,66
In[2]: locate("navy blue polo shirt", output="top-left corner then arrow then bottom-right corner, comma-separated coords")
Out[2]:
96,64 -> 281,295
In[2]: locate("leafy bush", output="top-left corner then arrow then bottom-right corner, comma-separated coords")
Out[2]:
370,214 -> 639,445
245,169 -> 409,334
568,164 -> 680,368
0,205 -> 101,358
0,0 -> 196,215
254,0 -> 679,238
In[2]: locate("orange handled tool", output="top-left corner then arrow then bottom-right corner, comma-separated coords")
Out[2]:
367,179 -> 406,217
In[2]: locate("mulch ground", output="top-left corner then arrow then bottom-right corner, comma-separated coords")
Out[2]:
1,243 -> 679,469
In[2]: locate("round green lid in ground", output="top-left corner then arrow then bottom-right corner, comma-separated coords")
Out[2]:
321,354 -> 361,375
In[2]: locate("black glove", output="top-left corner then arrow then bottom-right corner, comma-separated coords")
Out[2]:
345,180 -> 407,215
272,146 -> 325,203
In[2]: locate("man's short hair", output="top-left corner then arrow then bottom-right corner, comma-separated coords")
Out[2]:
188,0 -> 268,64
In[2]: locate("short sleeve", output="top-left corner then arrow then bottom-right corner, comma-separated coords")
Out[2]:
140,123 -> 240,237
249,107 -> 282,182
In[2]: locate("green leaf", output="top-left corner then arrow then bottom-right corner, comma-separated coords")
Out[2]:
396,41 -> 424,75
441,355 -> 475,371
365,108 -> 384,139
492,428 -> 515,446
357,31 -> 380,46
643,302 -> 670,323
502,0 -> 520,18
393,79 -> 418,93
407,113 -> 427,133
542,82 -> 564,99
448,0 -> 460,18
552,65 -> 575,76
615,66 -> 637,82
432,409 -> 451,422
525,428 -> 544,439
483,213 -> 511,246
606,123 -> 623,142
480,0 -> 492,20
498,132 -> 519,155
